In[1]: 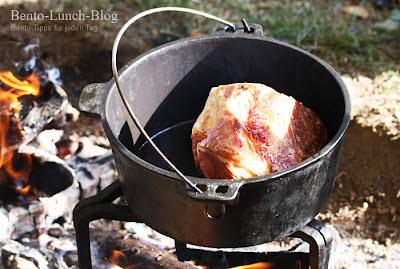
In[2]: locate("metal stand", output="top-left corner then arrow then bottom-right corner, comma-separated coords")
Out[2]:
175,220 -> 333,269
74,181 -> 334,269
291,219 -> 333,269
73,181 -> 139,269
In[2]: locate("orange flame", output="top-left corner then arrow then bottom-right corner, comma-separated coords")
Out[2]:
0,71 -> 40,96
109,250 -> 128,268
230,262 -> 275,269
0,71 -> 40,195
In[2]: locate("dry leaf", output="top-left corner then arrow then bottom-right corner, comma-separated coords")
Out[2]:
190,31 -> 204,37
343,6 -> 369,19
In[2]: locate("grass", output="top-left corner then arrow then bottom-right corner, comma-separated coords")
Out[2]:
59,0 -> 399,72
232,1 -> 398,69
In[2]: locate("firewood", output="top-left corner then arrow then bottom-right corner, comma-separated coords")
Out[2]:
94,230 -> 198,269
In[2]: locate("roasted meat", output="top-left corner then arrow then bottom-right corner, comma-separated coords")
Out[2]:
192,83 -> 326,179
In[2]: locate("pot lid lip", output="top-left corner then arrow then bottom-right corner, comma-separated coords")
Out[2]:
102,34 -> 351,185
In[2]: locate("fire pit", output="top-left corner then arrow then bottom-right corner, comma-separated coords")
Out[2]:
75,7 -> 350,269
74,180 -> 336,269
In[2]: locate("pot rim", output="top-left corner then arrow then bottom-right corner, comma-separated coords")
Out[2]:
102,34 -> 351,186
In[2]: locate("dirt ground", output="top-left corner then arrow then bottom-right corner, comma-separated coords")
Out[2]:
321,122 -> 400,243
0,0 -> 399,265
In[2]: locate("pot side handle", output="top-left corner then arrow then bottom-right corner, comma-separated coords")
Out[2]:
186,180 -> 244,203
79,82 -> 109,117
214,20 -> 264,37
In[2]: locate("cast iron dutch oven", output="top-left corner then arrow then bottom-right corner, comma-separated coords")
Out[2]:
79,16 -> 351,247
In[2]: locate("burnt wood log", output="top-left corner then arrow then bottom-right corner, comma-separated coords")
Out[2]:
29,148 -> 74,197
94,230 -> 198,269
20,83 -> 68,145
16,146 -> 74,197
1,83 -> 69,151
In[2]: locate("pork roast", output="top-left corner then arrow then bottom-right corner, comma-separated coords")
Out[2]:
191,83 -> 326,179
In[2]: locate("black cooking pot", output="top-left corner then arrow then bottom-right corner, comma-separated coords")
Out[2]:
79,23 -> 350,248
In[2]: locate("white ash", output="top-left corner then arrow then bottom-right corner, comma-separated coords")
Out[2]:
0,208 -> 9,242
330,237 -> 400,269
6,202 -> 44,240
51,103 -> 80,127
1,123 -> 117,269
38,182 -> 80,226
38,232 -> 76,254
124,222 -> 175,250
1,240 -> 50,269
67,151 -> 117,199
36,130 -> 64,156
67,134 -> 110,159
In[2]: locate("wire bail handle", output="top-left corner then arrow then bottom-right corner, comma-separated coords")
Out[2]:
111,7 -> 236,193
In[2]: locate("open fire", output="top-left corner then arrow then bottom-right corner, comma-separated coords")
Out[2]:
0,71 -> 40,197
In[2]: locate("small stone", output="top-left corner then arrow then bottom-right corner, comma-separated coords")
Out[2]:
389,206 -> 396,215
366,195 -> 374,204
63,251 -> 78,267
47,227 -> 63,238
378,207 -> 389,214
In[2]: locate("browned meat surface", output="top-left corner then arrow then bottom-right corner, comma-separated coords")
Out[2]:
192,83 -> 326,179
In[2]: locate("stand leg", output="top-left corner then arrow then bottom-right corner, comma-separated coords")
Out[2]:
73,181 -> 139,269
291,219 -> 333,269
75,222 -> 92,269
174,240 -> 188,261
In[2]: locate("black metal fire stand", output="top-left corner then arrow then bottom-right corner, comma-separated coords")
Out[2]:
73,181 -> 334,269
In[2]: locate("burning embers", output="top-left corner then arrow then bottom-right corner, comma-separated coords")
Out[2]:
109,250 -> 131,268
0,71 -> 40,197
230,263 -> 275,269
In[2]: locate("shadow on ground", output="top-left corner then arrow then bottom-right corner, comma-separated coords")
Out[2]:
322,122 -> 400,243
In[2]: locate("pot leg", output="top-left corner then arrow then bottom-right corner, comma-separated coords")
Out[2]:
291,219 -> 334,269
73,181 -> 140,269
